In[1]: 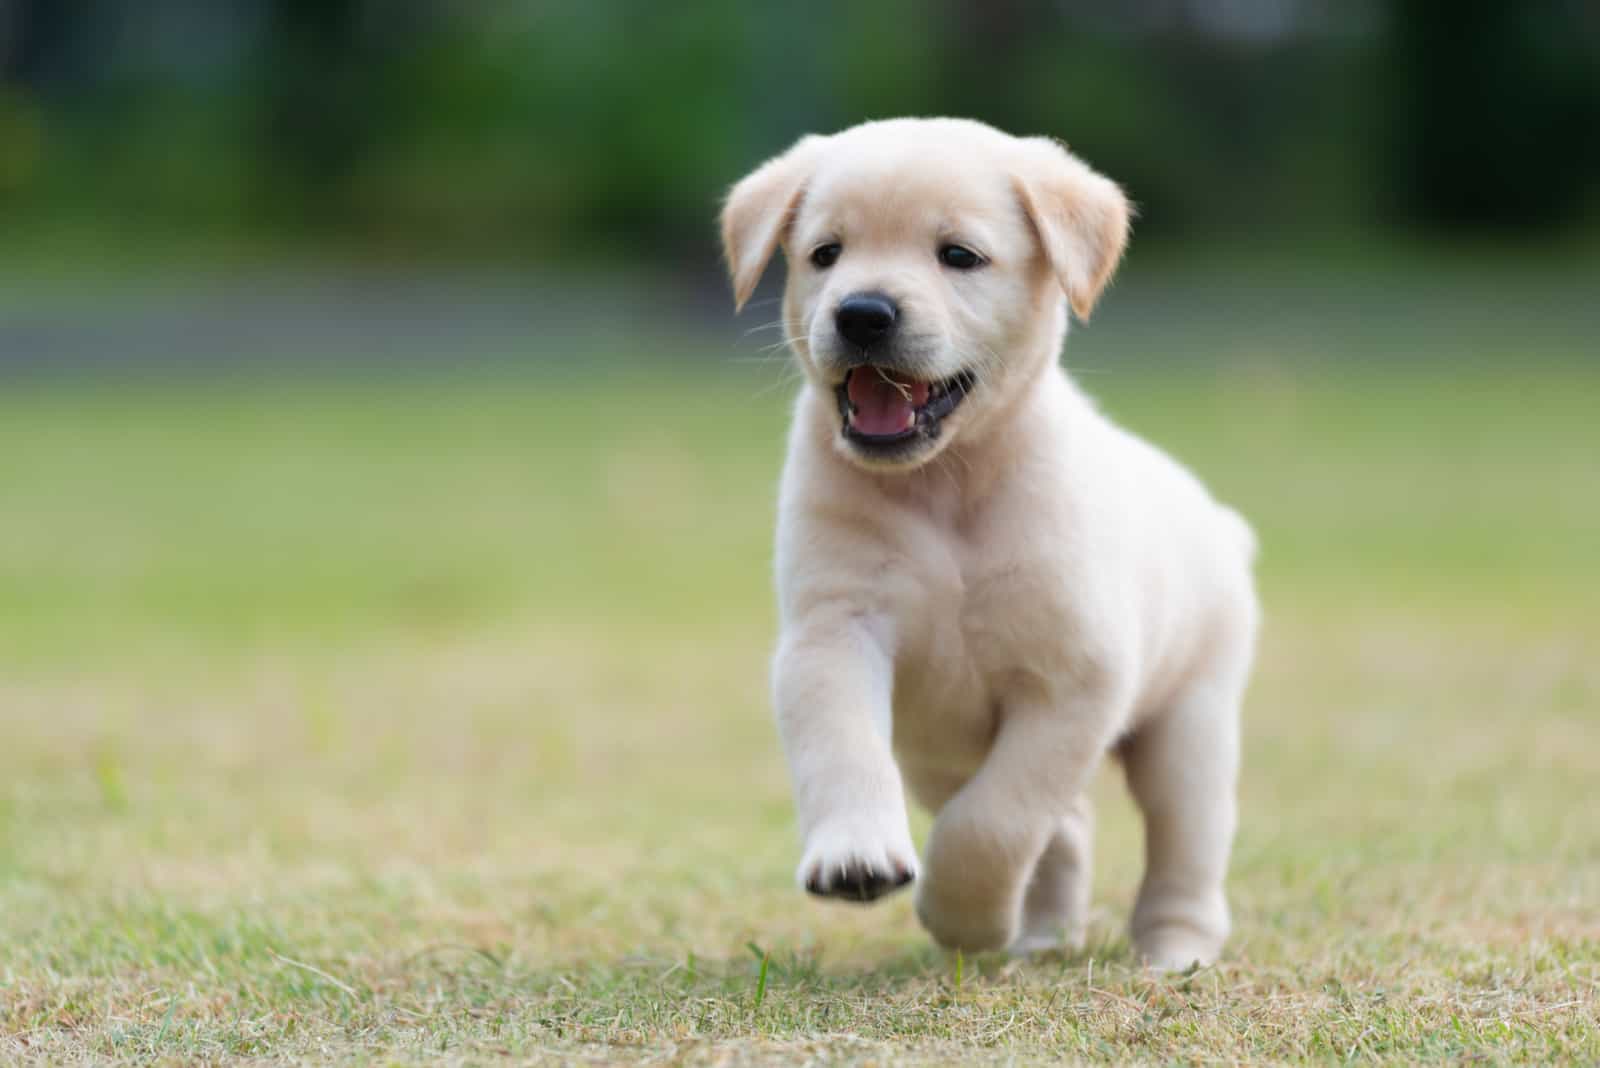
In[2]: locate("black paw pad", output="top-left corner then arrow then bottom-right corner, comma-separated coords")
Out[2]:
806,860 -> 915,903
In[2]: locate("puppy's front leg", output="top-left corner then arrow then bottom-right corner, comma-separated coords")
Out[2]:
916,688 -> 1120,951
773,617 -> 917,903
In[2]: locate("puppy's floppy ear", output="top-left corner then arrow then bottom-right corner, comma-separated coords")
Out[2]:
1013,138 -> 1131,321
720,135 -> 826,312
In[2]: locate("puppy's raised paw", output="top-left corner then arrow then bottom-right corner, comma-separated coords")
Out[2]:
805,857 -> 913,903
798,821 -> 917,904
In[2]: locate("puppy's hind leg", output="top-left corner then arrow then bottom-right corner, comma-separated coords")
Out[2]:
1010,795 -> 1094,955
1121,663 -> 1247,971
915,685 -> 1122,953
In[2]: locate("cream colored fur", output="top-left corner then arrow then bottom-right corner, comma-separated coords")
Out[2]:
720,118 -> 1259,969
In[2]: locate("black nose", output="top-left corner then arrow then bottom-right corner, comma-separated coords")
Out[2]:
835,293 -> 899,352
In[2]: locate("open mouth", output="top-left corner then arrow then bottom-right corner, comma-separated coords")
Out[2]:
835,366 -> 976,450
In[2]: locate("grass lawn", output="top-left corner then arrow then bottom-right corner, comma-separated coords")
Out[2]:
1,347 -> 1597,1062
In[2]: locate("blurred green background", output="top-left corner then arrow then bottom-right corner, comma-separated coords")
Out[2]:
3,1 -> 1599,360
4,1 -> 1600,259
2,4 -> 1599,1061
4,0 -> 1595,641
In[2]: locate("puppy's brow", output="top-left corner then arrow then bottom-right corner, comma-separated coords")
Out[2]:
937,220 -> 998,249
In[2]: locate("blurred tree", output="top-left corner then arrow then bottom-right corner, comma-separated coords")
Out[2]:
252,0 -> 377,222
1,0 -> 1596,257
1,0 -> 56,85
1382,0 -> 1600,230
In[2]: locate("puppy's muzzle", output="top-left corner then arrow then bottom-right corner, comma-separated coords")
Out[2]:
835,292 -> 899,355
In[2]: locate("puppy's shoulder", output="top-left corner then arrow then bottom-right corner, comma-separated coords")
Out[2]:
1063,387 -> 1255,574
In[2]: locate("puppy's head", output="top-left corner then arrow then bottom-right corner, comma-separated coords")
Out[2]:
721,118 -> 1129,470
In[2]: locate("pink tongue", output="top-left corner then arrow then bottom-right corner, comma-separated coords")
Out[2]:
846,370 -> 930,436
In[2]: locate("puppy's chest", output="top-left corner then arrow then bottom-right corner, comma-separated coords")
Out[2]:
888,538 -> 1072,767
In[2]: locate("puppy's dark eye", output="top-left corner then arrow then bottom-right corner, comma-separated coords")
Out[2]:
810,243 -> 841,269
938,244 -> 983,270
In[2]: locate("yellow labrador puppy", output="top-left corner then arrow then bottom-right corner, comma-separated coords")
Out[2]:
720,118 -> 1258,969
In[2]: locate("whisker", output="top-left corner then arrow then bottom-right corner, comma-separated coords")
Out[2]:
747,368 -> 805,400
943,439 -> 974,478
742,317 -> 805,338
931,448 -> 961,497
